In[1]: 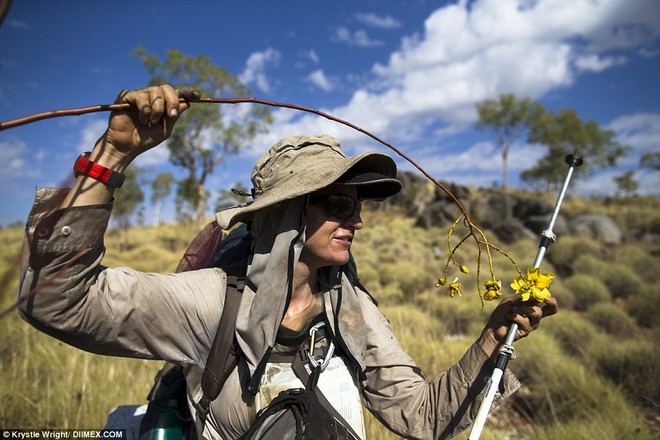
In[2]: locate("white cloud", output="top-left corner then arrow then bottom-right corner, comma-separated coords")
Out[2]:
276,0 -> 659,145
574,54 -> 627,72
306,69 -> 334,92
303,49 -> 320,64
0,137 -> 38,180
608,112 -> 660,167
240,48 -> 281,93
76,119 -> 109,154
333,27 -> 383,48
355,13 -> 402,29
242,0 -> 659,196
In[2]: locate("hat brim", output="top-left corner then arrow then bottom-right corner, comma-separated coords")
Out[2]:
335,171 -> 402,200
216,151 -> 400,229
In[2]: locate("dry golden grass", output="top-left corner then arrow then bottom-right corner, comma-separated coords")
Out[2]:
1,196 -> 658,438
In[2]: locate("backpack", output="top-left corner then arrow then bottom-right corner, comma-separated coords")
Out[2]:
139,222 -> 367,440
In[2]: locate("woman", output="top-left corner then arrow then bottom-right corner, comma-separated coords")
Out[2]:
18,85 -> 557,439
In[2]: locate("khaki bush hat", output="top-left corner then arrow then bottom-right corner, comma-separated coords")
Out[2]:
216,134 -> 402,229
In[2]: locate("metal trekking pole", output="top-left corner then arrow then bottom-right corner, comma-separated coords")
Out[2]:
468,153 -> 583,440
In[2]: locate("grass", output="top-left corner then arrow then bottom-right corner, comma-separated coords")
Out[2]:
1,194 -> 659,437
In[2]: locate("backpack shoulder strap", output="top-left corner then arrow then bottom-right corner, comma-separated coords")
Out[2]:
291,355 -> 362,440
195,274 -> 245,424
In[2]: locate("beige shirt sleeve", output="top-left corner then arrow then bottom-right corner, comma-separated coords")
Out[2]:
356,290 -> 521,439
17,187 -> 226,367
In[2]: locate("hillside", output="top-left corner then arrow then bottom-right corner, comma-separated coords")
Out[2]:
0,187 -> 658,439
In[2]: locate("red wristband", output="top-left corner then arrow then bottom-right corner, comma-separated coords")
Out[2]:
73,152 -> 125,188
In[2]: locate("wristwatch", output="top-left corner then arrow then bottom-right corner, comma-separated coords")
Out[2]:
73,152 -> 125,188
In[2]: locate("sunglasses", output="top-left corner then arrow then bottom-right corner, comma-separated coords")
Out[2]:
308,194 -> 362,221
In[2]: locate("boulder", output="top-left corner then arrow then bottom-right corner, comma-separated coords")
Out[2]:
524,214 -> 570,237
491,218 -> 538,244
569,214 -> 623,245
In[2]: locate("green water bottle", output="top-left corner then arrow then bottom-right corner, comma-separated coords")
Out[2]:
150,399 -> 184,440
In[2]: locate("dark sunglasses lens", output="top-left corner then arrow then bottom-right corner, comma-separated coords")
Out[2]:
327,195 -> 359,220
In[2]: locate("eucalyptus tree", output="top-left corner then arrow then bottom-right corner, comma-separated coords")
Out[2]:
133,46 -> 273,222
524,108 -> 628,192
476,94 -> 543,189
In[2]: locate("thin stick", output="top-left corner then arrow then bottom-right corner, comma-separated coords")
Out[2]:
0,96 -> 473,223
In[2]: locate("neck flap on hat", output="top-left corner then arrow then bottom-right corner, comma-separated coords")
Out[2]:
234,197 -> 306,393
233,196 -> 371,394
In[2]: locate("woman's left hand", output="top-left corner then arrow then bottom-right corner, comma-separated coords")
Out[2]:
477,295 -> 558,358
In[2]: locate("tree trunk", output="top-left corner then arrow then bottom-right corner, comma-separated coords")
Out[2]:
195,183 -> 207,225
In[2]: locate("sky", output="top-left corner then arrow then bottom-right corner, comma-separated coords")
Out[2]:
1,0 -> 659,227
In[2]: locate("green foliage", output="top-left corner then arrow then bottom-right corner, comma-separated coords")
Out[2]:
640,151 -> 660,170
475,94 -> 543,189
561,195 -> 660,236
572,253 -> 607,273
111,166 -> 145,229
379,261 -> 434,299
150,171 -> 175,204
524,108 -> 629,191
562,274 -> 611,310
613,170 -> 639,198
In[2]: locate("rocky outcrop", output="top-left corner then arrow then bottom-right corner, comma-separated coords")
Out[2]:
397,172 -> 623,244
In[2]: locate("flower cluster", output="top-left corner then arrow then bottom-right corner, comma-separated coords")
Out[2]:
510,267 -> 554,302
483,279 -> 502,301
433,212 -> 555,306
435,276 -> 464,298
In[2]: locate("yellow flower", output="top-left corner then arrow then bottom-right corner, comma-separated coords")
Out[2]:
435,277 -> 447,288
510,267 -> 554,302
448,277 -> 463,298
527,267 -> 554,289
459,264 -> 470,274
483,279 -> 502,301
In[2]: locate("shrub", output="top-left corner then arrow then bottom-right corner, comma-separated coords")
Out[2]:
571,255 -> 645,299
562,274 -> 611,311
588,337 -> 659,407
379,261 -> 436,297
512,333 -> 629,424
602,265 -> 645,298
628,282 -> 660,328
548,281 -> 576,310
586,303 -> 637,338
547,236 -> 603,275
573,254 -> 608,274
544,311 -> 599,358
615,246 -> 660,284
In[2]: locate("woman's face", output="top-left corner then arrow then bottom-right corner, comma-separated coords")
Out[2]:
300,184 -> 364,270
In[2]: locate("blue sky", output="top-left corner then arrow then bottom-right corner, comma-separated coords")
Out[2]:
1,0 -> 659,227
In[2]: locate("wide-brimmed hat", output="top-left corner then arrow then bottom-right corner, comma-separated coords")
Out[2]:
216,134 -> 402,229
